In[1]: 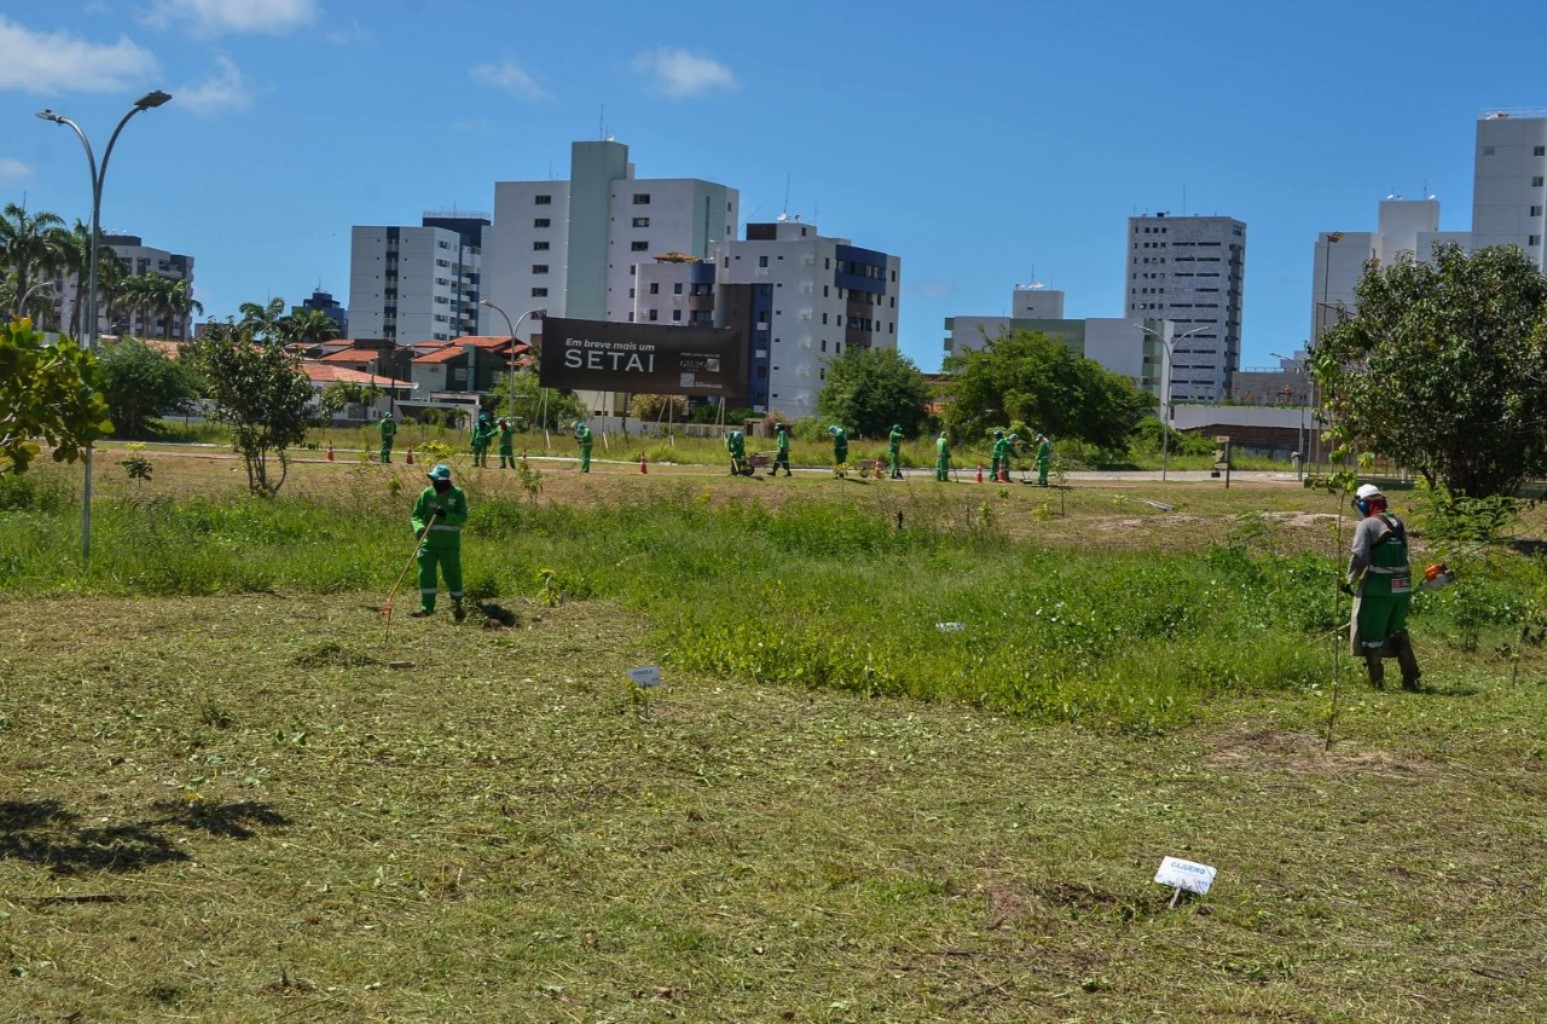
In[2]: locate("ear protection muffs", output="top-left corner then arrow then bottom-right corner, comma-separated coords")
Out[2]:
1353,499 -> 1370,516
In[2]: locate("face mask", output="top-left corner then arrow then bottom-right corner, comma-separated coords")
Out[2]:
433,479 -> 452,493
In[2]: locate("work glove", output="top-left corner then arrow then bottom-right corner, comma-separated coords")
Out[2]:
431,504 -> 445,517
415,528 -> 426,540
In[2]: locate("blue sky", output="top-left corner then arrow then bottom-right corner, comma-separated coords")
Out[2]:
4,0 -> 1545,372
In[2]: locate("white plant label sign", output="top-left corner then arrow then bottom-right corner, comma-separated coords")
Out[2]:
628,666 -> 661,689
935,622 -> 965,632
1154,856 -> 1216,895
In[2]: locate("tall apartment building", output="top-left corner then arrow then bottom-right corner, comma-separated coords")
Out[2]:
1309,197 -> 1469,340
347,214 -> 487,344
50,233 -> 196,340
632,219 -> 902,416
481,139 -> 739,341
1124,214 -> 1245,403
293,289 -> 349,337
1473,110 -> 1547,268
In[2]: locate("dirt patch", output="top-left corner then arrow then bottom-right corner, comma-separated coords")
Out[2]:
1208,724 -> 1434,777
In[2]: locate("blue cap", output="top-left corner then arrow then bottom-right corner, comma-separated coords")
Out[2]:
427,464 -> 452,481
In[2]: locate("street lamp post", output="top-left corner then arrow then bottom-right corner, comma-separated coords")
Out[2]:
1139,322 -> 1212,480
1271,351 -> 1308,479
37,90 -> 172,564
479,299 -> 545,423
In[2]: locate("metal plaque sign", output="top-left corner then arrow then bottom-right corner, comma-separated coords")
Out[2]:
628,666 -> 662,689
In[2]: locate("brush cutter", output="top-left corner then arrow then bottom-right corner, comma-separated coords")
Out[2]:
381,512 -> 436,633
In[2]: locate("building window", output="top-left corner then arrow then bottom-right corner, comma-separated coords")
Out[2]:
649,283 -> 660,295
835,342 -> 841,354
532,264 -> 549,274
631,241 -> 649,251
1532,235 -> 1543,246
628,288 -> 635,298
673,282 -> 683,294
821,339 -> 827,351
531,287 -> 548,297
1536,177 -> 1546,188
1536,146 -> 1546,157
672,310 -> 682,322
632,217 -> 649,228
648,309 -> 658,321
1533,206 -> 1544,217
633,193 -> 651,205
758,255 -> 769,267
535,194 -> 552,205
533,241 -> 549,251
822,313 -> 828,325
534,217 -> 550,228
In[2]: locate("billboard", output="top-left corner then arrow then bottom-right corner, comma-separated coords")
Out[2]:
539,318 -> 744,399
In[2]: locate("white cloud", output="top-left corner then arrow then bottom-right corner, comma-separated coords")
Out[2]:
469,59 -> 549,102
176,55 -> 253,116
144,0 -> 319,38
630,49 -> 738,100
0,16 -> 158,94
0,158 -> 35,185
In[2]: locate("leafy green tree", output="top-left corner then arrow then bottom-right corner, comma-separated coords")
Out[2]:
816,347 -> 932,437
189,323 -> 314,495
1313,243 -> 1547,497
0,318 -> 111,474
943,330 -> 1154,451
97,337 -> 199,437
238,297 -> 287,343
628,393 -> 688,423
487,370 -> 584,429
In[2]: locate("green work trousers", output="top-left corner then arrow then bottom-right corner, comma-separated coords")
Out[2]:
1353,593 -> 1410,654
499,446 -> 514,468
889,446 -> 902,479
380,440 -> 394,463
417,541 -> 463,612
579,444 -> 592,473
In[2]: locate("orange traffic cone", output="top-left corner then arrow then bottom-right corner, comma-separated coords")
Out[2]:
405,446 -> 414,466
639,453 -> 648,474
975,465 -> 983,483
326,441 -> 334,461
874,459 -> 884,481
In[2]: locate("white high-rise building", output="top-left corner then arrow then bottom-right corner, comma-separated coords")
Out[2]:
1473,110 -> 1547,268
348,215 -> 486,344
1309,198 -> 1470,340
482,139 -> 739,341
632,220 -> 902,416
49,233 -> 196,340
1124,214 -> 1245,403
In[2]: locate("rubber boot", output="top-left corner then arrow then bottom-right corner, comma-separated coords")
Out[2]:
1391,631 -> 1422,691
452,598 -> 466,623
1364,653 -> 1386,690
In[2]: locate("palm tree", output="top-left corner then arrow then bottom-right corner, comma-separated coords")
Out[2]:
118,274 -> 164,337
164,278 -> 203,340
238,297 -> 287,343
0,204 -> 68,318
279,307 -> 340,346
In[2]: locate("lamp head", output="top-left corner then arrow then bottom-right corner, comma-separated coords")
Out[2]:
533,307 -> 547,317
36,109 -> 64,124
135,90 -> 173,110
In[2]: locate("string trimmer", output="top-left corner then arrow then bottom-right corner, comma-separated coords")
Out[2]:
381,512 -> 436,636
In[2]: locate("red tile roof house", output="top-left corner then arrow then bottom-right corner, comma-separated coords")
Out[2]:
403,336 -> 531,426
299,361 -> 416,424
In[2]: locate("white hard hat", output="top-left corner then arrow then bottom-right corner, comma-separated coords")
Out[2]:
1355,484 -> 1383,501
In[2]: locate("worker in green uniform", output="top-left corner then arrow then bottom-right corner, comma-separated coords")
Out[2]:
471,412 -> 495,468
1036,433 -> 1052,487
410,463 -> 469,620
497,417 -> 516,469
771,422 -> 792,477
575,420 -> 593,473
935,430 -> 951,482
887,423 -> 905,480
989,429 -> 1010,482
726,429 -> 748,475
1346,483 -> 1422,691
828,424 -> 849,477
379,411 -> 397,464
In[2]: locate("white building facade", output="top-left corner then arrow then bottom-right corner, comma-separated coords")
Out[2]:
1124,214 -> 1245,403
348,217 -> 485,344
50,233 -> 196,340
1473,110 -> 1547,267
631,220 -> 902,416
481,139 -> 739,342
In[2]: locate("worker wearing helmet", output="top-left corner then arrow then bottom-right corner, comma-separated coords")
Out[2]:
574,420 -> 593,473
1347,483 -> 1422,691
828,425 -> 848,478
497,416 -> 515,469
887,423 -> 905,480
379,411 -> 397,464
410,463 -> 468,620
771,422 -> 792,477
1036,433 -> 1052,487
726,428 -> 748,475
935,430 -> 951,482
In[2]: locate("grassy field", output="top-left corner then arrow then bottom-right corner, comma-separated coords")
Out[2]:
3,456 -> 1546,1021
